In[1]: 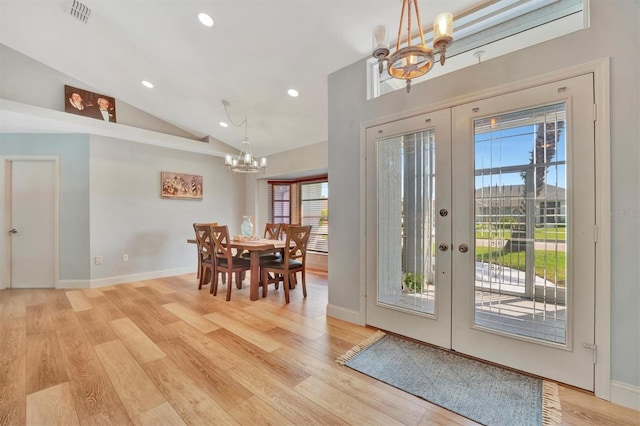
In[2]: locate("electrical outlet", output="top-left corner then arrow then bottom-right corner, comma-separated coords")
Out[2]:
122,254 -> 128,262
95,256 -> 103,265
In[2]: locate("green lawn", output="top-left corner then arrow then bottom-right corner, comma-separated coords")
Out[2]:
475,246 -> 566,286
475,226 -> 566,241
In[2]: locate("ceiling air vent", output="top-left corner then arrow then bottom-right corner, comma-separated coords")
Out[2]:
68,0 -> 91,24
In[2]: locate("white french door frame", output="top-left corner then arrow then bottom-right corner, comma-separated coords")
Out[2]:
359,58 -> 611,399
364,109 -> 453,348
1,156 -> 61,289
452,73 -> 596,390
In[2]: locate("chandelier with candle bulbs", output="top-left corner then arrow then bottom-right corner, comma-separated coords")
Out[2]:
221,100 -> 267,174
373,0 -> 454,93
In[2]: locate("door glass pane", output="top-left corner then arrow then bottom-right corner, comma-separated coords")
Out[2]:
377,130 -> 436,314
474,103 -> 567,344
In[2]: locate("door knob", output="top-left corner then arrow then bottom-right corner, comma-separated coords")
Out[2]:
9,228 -> 17,234
439,208 -> 448,217
438,243 -> 449,252
458,243 -> 469,253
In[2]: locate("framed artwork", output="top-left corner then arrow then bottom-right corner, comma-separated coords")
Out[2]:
161,172 -> 203,200
64,84 -> 117,123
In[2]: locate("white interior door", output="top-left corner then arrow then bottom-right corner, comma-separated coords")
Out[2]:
365,74 -> 596,390
451,74 -> 595,390
8,159 -> 57,288
366,109 -> 452,348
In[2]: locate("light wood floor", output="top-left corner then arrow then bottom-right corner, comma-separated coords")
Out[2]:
1,272 -> 638,425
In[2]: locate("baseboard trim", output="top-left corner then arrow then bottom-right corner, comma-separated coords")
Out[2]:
57,279 -> 91,289
90,267 -> 195,288
326,304 -> 364,326
54,268 -> 196,289
611,380 -> 640,411
306,267 -> 327,277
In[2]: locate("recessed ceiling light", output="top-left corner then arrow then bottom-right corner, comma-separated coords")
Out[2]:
141,80 -> 154,88
288,89 -> 299,97
219,121 -> 228,128
198,12 -> 215,27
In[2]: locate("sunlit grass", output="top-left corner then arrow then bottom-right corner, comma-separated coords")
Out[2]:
475,246 -> 566,286
475,226 -> 566,241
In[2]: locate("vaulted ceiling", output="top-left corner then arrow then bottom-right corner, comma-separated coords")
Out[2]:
0,0 -> 479,156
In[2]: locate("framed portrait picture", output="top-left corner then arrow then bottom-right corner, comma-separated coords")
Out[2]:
161,172 -> 203,200
64,84 -> 117,123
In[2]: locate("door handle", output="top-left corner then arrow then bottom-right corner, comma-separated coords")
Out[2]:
458,243 -> 469,253
9,228 -> 17,234
438,243 -> 449,252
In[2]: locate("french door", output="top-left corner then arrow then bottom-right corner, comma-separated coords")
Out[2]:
366,109 -> 452,348
365,74 -> 596,390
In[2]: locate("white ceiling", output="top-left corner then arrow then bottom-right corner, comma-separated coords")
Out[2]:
0,0 -> 480,156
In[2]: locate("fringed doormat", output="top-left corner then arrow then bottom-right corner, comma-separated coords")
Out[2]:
337,331 -> 561,426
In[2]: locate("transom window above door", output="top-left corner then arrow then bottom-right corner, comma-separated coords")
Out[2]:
369,0 -> 586,98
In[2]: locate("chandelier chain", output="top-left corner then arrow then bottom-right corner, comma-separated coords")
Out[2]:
407,0 -> 411,47
413,0 -> 426,47
396,0 -> 406,51
221,100 -> 267,173
222,100 -> 249,139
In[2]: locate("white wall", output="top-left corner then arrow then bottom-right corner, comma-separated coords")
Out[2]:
262,141 -> 328,180
0,133 -> 246,289
328,0 -> 639,395
0,134 -> 90,288
89,135 -> 245,285
249,140 -> 328,226
0,44 -> 200,140
0,41 -> 247,287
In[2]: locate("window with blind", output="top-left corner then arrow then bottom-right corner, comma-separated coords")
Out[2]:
270,184 -> 291,224
301,181 -> 328,253
269,177 -> 328,253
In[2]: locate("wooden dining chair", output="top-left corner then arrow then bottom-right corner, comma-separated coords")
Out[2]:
274,223 -> 301,286
210,225 -> 251,301
241,223 -> 282,256
260,222 -> 285,285
278,223 -> 299,241
241,222 -> 283,285
264,222 -> 282,240
193,223 -> 218,290
261,223 -> 283,261
260,225 -> 312,303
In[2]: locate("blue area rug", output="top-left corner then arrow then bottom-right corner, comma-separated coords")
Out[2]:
337,331 -> 561,426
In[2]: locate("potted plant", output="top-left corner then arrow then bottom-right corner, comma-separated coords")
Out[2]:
402,272 -> 424,293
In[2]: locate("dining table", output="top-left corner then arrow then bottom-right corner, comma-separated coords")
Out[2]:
187,237 -> 286,301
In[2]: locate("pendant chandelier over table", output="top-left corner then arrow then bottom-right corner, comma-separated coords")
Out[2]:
222,100 -> 267,174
